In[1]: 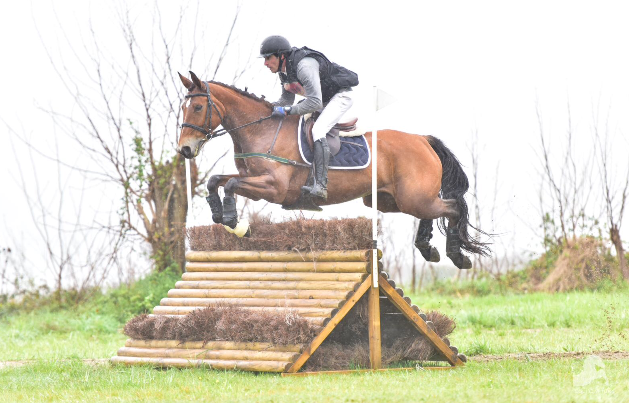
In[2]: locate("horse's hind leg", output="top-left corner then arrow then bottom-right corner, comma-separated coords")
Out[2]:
409,197 -> 472,270
414,219 -> 440,263
446,218 -> 472,270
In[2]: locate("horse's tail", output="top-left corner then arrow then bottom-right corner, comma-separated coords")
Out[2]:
426,135 -> 491,257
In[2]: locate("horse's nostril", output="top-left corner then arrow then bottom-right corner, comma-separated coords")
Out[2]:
181,146 -> 192,158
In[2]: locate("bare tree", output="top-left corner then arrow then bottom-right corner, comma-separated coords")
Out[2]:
33,2 -> 246,273
5,125 -> 129,301
536,99 -> 597,250
593,110 -> 629,280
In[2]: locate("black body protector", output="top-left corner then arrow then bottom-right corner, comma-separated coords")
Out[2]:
280,47 -> 358,201
279,47 -> 359,104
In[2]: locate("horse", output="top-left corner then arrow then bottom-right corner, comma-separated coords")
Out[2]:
176,71 -> 489,269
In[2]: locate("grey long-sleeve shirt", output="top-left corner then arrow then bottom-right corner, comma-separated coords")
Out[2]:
273,57 -> 324,116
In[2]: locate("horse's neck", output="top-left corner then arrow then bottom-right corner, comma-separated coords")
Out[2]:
212,85 -> 278,151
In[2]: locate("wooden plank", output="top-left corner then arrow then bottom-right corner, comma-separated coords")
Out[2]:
159,297 -> 345,309
110,356 -> 291,372
166,288 -> 353,300
117,347 -> 299,362
185,261 -> 369,273
152,305 -> 335,317
368,284 -> 382,369
146,313 -> 329,327
281,367 -> 456,377
378,277 -> 463,367
181,272 -> 367,282
285,275 -> 373,373
185,250 -> 377,263
174,280 -> 358,291
124,339 -> 303,352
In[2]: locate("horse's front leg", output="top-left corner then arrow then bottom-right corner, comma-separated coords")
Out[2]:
222,174 -> 286,229
206,174 -> 239,224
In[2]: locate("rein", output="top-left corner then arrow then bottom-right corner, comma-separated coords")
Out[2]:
182,81 -> 309,167
182,81 -> 273,140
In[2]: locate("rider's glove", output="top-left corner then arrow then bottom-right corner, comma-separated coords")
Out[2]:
272,106 -> 291,118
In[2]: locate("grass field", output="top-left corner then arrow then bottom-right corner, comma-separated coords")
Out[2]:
0,287 -> 627,402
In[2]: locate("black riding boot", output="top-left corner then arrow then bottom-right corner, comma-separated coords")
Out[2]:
302,138 -> 330,200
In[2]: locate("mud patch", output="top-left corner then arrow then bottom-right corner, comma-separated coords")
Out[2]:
473,351 -> 628,362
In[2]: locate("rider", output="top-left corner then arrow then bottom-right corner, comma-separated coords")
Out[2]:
260,35 -> 359,201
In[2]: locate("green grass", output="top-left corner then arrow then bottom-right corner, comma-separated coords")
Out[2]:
0,359 -> 627,402
0,285 -> 627,402
409,289 -> 629,355
0,308 -> 126,361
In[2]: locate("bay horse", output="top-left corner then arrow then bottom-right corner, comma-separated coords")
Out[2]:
177,72 -> 489,269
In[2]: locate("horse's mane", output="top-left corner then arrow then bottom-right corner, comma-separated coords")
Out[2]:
209,81 -> 273,108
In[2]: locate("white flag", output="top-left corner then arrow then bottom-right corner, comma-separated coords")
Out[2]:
375,88 -> 396,111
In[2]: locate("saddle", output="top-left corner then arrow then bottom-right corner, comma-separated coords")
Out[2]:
303,112 -> 358,156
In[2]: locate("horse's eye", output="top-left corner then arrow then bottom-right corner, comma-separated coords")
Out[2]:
194,105 -> 203,112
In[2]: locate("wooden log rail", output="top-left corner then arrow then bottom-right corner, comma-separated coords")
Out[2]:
185,262 -> 376,273
125,339 -> 304,352
185,250 -> 381,263
181,272 -> 367,282
159,297 -> 345,308
174,280 -> 359,291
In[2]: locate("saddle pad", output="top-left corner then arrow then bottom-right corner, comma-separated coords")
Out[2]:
298,116 -> 371,170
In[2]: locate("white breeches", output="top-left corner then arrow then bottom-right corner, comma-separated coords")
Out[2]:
312,91 -> 354,141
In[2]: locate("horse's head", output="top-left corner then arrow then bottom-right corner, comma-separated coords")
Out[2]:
177,71 -> 223,159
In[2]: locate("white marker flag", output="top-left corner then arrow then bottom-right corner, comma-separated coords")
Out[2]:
372,87 -> 396,287
375,88 -> 397,111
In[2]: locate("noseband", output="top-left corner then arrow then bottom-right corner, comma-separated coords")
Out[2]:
181,81 -> 225,140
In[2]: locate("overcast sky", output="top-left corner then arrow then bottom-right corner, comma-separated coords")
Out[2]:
1,0 -> 628,285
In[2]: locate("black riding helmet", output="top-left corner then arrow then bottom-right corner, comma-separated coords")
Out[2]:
259,35 -> 291,57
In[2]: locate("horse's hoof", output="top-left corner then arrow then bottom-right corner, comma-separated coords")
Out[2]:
222,216 -> 238,229
415,241 -> 439,262
447,253 -> 472,270
417,244 -> 440,263
428,247 -> 440,262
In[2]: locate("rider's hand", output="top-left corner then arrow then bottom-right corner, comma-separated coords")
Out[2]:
272,106 -> 291,118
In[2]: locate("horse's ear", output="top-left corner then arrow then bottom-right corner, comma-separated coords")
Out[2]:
189,71 -> 203,90
179,72 -> 194,91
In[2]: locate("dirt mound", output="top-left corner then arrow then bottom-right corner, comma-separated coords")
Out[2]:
533,237 -> 619,292
186,216 -> 372,252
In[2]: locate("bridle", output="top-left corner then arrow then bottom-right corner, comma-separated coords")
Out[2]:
181,81 -> 274,141
181,81 -> 225,140
180,80 -> 307,166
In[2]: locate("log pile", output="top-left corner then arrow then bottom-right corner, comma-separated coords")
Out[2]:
112,219 -> 465,372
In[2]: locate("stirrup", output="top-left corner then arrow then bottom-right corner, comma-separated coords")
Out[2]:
301,182 -> 328,200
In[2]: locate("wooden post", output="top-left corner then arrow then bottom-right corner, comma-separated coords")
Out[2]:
368,281 -> 382,369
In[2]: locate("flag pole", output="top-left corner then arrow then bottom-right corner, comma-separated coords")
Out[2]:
372,86 -> 379,287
